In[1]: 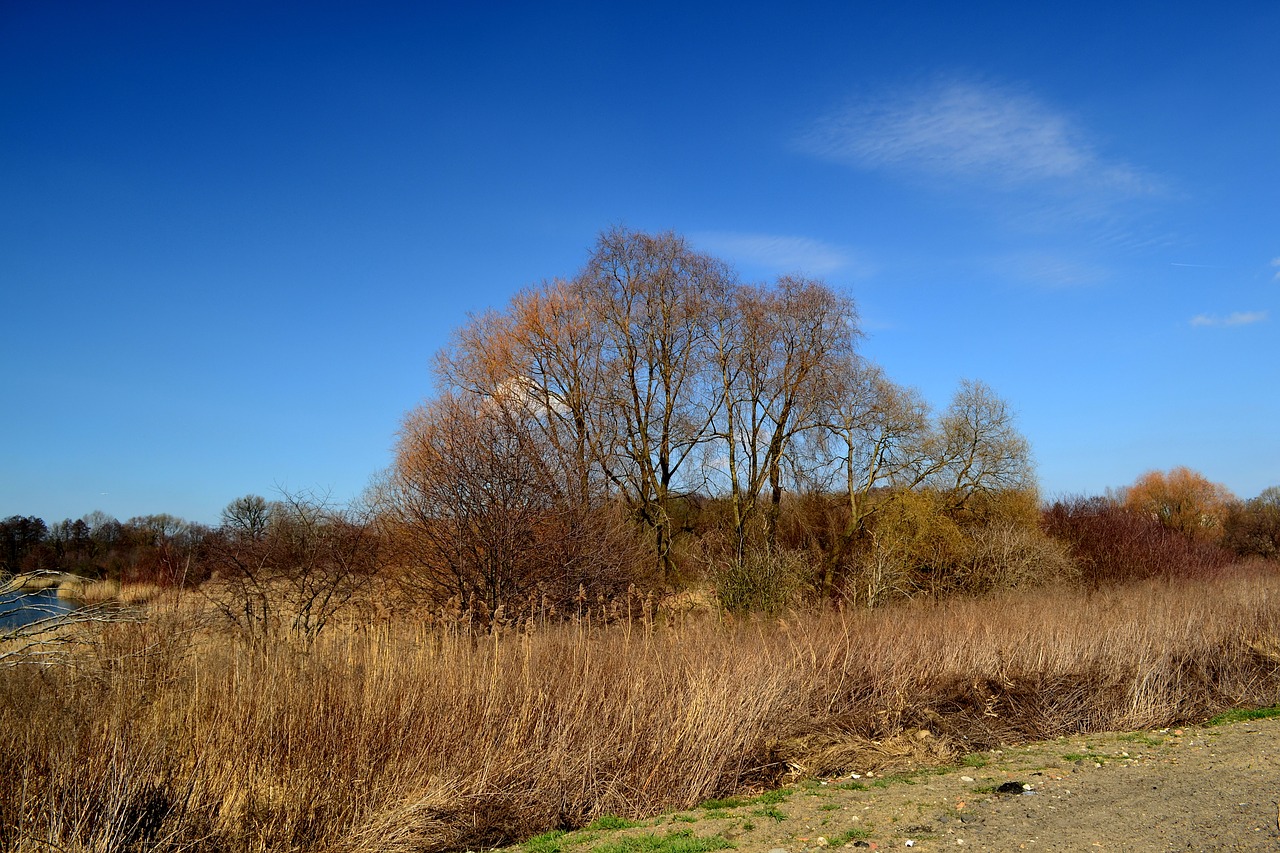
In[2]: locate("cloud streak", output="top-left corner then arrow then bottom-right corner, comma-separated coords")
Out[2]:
1190,311 -> 1268,328
986,251 -> 1110,288
799,78 -> 1157,196
692,232 -> 866,277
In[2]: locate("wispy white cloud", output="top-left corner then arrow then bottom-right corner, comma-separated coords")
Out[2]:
1190,311 -> 1268,328
1271,257 -> 1280,281
798,78 -> 1159,197
692,232 -> 869,278
986,251 -> 1110,289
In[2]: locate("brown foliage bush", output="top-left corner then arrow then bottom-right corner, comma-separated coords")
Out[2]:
1043,495 -> 1234,585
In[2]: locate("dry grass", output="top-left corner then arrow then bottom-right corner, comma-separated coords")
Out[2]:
1,571 -> 68,593
3,567 -> 1280,852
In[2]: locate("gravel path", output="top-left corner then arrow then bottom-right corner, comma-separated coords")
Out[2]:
521,716 -> 1280,853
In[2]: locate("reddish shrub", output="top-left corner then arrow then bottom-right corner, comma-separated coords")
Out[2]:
1043,495 -> 1233,586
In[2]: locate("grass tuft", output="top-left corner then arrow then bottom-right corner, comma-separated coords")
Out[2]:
1206,705 -> 1280,726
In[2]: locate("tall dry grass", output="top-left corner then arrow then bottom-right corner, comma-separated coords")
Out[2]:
3,568 -> 1280,852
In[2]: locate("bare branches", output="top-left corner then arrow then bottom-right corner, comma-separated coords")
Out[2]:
1,577 -> 146,667
203,490 -> 383,641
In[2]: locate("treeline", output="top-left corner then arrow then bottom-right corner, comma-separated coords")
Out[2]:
0,512 -> 207,585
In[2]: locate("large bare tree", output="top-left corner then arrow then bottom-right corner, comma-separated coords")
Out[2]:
574,228 -> 734,580
711,276 -> 859,556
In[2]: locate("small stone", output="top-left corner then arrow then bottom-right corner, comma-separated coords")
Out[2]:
960,776 -> 975,782
815,837 -> 829,847
995,781 -> 1024,795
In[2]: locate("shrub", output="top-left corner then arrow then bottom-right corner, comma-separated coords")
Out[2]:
1043,496 -> 1233,585
1223,487 -> 1280,560
953,521 -> 1080,594
713,548 -> 813,614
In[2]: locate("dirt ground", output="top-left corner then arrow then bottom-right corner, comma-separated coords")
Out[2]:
522,716 -> 1280,853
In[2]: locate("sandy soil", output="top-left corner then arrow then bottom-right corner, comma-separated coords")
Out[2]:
527,716 -> 1280,853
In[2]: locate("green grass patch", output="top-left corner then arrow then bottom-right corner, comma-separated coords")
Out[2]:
833,781 -> 866,791
818,803 -> 841,811
959,754 -> 987,768
751,789 -> 790,805
671,815 -> 697,824
702,809 -> 729,820
591,830 -> 735,853
827,827 -> 872,845
751,805 -> 786,822
525,830 -> 567,853
587,816 -> 644,831
1207,705 -> 1280,726
1118,732 -> 1161,746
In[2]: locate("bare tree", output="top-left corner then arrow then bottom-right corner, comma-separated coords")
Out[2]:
410,227 -> 1040,602
436,278 -> 611,509
578,227 -> 733,580
932,379 -> 1036,513
711,276 -> 859,556
804,360 -> 939,594
381,392 -> 644,619
205,490 -> 381,641
220,494 -> 272,541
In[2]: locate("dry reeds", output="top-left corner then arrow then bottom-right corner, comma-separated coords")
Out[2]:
3,568 -> 1280,852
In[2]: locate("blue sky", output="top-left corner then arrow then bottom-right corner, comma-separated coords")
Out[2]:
3,1 -> 1277,525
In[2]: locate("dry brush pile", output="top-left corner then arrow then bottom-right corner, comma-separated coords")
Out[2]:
3,566 -> 1280,853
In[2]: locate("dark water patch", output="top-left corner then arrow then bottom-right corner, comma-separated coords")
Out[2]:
0,588 -> 76,632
